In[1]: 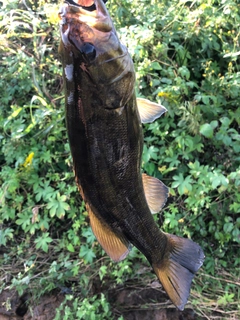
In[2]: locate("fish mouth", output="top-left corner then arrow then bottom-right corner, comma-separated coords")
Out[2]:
59,0 -> 113,55
59,0 -> 129,82
59,0 -> 112,31
64,0 -> 96,12
64,0 -> 107,12
59,0 -> 115,65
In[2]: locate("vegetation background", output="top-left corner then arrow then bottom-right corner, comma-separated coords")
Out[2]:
0,0 -> 239,319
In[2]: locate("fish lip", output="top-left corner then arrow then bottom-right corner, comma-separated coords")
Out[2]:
63,0 -> 97,12
63,0 -> 94,11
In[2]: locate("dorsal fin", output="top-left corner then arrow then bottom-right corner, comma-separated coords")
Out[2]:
142,173 -> 169,213
137,98 -> 167,124
87,205 -> 131,262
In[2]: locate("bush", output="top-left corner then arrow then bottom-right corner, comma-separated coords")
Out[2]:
0,0 -> 239,319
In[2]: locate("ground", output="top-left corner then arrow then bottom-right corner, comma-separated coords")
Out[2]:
0,287 -> 206,320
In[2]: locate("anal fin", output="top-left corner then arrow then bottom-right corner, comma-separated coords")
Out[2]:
137,97 -> 167,124
87,206 -> 131,262
142,173 -> 169,213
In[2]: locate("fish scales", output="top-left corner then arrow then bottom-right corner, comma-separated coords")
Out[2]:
66,58 -> 166,261
59,0 -> 204,310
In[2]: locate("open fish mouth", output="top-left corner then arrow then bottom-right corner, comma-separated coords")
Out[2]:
59,0 -> 129,83
59,0 -> 113,52
63,0 -> 107,12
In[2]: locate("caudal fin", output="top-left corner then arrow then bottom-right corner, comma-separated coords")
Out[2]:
153,234 -> 204,310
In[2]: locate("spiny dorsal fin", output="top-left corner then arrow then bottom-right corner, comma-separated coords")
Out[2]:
142,173 -> 169,213
87,205 -> 130,262
137,98 -> 167,124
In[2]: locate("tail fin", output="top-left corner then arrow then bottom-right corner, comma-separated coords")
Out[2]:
153,234 -> 204,311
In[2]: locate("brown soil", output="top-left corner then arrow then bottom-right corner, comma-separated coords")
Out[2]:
0,286 -> 205,320
0,290 -> 64,320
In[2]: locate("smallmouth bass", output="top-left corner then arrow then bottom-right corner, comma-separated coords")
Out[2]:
59,0 -> 204,310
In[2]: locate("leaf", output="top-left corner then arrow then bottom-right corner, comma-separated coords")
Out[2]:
220,117 -> 231,127
82,228 -> 96,244
150,61 -> 162,70
35,232 -> 52,252
178,175 -> 193,195
200,123 -> 213,138
160,77 -> 172,84
210,120 -> 218,129
67,243 -> 75,252
46,193 -> 70,218
172,173 -> 184,188
35,183 -> 55,202
211,176 -> 221,189
15,212 -> 30,230
178,66 -> 190,80
79,245 -> 96,264
99,265 -> 107,281
0,228 -> 14,245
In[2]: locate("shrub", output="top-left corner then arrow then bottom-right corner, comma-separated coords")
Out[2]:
0,0 -> 239,318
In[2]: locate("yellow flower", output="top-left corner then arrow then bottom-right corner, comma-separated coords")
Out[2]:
23,152 -> 34,168
158,92 -> 171,98
158,165 -> 167,172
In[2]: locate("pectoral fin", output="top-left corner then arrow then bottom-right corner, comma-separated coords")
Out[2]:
142,173 -> 169,213
137,98 -> 167,124
88,206 -> 130,262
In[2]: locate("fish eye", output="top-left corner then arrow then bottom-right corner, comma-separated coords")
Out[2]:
81,43 -> 96,62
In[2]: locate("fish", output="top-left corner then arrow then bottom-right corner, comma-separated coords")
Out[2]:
58,0 -> 205,310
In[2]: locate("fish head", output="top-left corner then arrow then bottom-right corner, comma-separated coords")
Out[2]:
59,0 -> 135,107
59,0 -> 126,69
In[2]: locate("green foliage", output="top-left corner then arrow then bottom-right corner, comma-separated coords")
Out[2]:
112,0 -> 240,264
0,0 -> 239,319
0,228 -> 14,245
54,294 -> 114,320
34,232 -> 53,252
